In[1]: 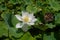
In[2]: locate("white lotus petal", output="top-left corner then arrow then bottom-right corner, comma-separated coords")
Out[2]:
16,23 -> 23,28
22,11 -> 29,17
29,17 -> 37,23
31,18 -> 37,22
27,22 -> 34,25
15,15 -> 22,21
28,13 -> 34,18
27,13 -> 34,22
29,13 -> 33,16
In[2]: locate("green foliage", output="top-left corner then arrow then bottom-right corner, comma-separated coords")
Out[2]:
26,5 -> 38,13
0,4 -> 7,11
46,0 -> 60,11
0,0 -> 60,40
20,32 -> 36,40
0,21 -> 8,37
45,23 -> 55,29
55,13 -> 60,24
43,32 -> 56,40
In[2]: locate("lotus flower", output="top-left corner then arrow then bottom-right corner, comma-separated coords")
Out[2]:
15,11 -> 37,31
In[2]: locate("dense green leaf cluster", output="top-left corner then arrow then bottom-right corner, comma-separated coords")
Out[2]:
0,0 -> 60,40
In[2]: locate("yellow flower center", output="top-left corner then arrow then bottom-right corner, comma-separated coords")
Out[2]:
23,16 -> 29,22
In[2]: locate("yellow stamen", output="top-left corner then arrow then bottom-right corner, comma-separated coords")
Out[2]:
23,16 -> 29,22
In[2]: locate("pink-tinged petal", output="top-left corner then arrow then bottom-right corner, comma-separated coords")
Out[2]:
15,15 -> 22,21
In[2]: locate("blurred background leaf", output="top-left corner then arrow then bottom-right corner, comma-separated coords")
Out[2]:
46,0 -> 60,11
43,32 -> 56,40
20,32 -> 36,40
55,13 -> 60,24
26,5 -> 38,13
1,11 -> 25,39
0,21 -> 8,37
0,4 -> 7,11
45,23 -> 55,29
